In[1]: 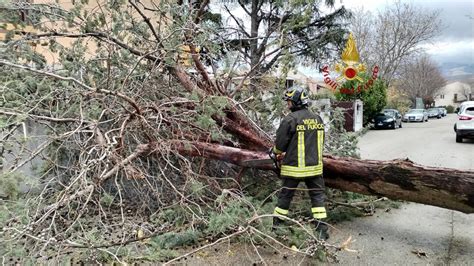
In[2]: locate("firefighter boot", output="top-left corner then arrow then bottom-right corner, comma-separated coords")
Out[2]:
272,216 -> 285,231
314,221 -> 329,240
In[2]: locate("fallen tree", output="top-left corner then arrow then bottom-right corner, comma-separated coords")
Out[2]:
172,141 -> 474,214
323,156 -> 474,214
55,138 -> 473,214
0,1 -> 470,263
33,140 -> 474,220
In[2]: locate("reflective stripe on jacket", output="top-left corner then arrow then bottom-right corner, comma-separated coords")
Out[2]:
274,109 -> 324,178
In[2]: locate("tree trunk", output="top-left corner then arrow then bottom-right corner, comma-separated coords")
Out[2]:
173,141 -> 474,214
323,156 -> 474,214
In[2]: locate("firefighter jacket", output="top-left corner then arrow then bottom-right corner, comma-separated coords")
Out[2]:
273,108 -> 325,178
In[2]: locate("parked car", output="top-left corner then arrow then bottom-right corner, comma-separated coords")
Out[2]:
402,109 -> 428,122
373,109 -> 402,129
456,101 -> 474,113
454,102 -> 474,143
427,108 -> 442,119
437,107 -> 447,116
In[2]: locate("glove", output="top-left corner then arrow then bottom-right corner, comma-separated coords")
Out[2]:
266,147 -> 279,173
267,147 -> 276,160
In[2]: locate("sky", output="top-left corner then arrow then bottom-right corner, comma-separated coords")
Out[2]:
214,0 -> 474,79
338,0 -> 474,68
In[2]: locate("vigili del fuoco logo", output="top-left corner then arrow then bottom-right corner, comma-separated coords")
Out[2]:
322,33 -> 379,95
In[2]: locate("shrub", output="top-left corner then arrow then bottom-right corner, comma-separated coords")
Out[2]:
335,73 -> 388,125
446,105 -> 455,113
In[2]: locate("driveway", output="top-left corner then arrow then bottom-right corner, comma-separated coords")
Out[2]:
332,114 -> 474,265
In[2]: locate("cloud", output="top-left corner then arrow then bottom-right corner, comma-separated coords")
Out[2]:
338,0 -> 387,12
342,0 -> 474,65
422,0 -> 474,41
446,67 -> 471,76
342,0 -> 474,41
422,40 -> 474,64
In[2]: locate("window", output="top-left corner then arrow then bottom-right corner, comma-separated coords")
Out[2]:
454,93 -> 458,102
464,107 -> 474,115
440,94 -> 444,99
285,79 -> 294,89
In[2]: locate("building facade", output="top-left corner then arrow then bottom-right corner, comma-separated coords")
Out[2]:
434,81 -> 473,107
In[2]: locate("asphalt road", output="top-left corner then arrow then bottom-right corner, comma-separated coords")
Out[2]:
332,114 -> 474,265
360,114 -> 474,169
183,114 -> 473,265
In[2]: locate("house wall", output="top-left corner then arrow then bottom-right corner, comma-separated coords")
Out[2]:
1,0 -> 163,65
434,81 -> 473,107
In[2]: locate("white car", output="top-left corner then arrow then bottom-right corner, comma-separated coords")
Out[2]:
456,101 -> 474,113
402,109 -> 428,122
454,102 -> 474,143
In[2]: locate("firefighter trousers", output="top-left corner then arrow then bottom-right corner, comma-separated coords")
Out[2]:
273,175 -> 327,220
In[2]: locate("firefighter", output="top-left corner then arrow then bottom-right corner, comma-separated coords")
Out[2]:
270,85 -> 329,240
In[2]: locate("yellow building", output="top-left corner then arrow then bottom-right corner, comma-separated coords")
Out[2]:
0,0 -> 188,65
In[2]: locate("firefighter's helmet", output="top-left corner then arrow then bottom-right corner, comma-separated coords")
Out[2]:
283,85 -> 309,107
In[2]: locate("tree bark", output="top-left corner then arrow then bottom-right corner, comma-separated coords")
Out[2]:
323,156 -> 474,214
173,141 -> 474,214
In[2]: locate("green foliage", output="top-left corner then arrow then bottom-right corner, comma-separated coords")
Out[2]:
194,96 -> 229,132
150,206 -> 190,227
0,0 -> 376,262
0,0 -> 40,25
185,178 -> 206,198
340,191 -> 368,201
140,248 -> 179,262
0,240 -> 29,261
196,114 -> 216,130
0,172 -> 25,200
99,192 -> 114,207
84,227 -> 104,244
326,189 -> 402,223
274,0 -> 349,65
288,224 -> 315,247
446,105 -> 455,113
324,107 -> 360,158
0,200 -> 31,261
151,229 -> 201,249
202,96 -> 228,115
328,206 -> 364,223
336,74 -> 388,124
206,197 -> 252,235
314,249 -> 327,262
0,199 -> 29,227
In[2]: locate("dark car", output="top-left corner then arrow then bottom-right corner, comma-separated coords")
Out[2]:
427,108 -> 442,119
373,109 -> 402,129
438,107 -> 447,117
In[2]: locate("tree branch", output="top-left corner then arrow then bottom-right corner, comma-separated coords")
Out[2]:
27,32 -> 159,62
128,0 -> 162,43
193,0 -> 210,25
0,60 -> 142,114
224,5 -> 250,38
0,109 -> 84,123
